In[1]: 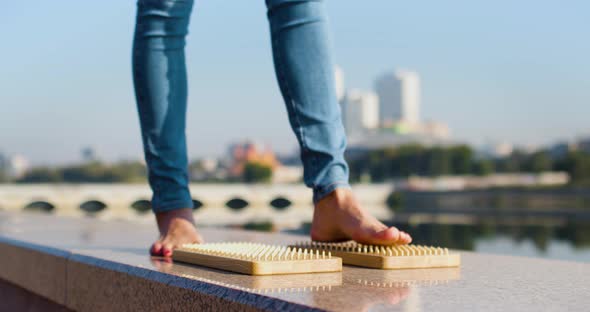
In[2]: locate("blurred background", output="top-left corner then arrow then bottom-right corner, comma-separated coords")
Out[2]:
1,1 -> 589,262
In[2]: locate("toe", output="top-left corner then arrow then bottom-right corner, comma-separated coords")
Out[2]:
355,226 -> 401,245
399,231 -> 412,244
377,227 -> 402,244
405,233 -> 412,244
150,242 -> 163,256
162,243 -> 174,258
366,227 -> 414,245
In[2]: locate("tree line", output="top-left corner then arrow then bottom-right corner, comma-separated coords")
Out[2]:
5,144 -> 590,185
10,160 -> 273,184
13,161 -> 147,183
347,144 -> 590,185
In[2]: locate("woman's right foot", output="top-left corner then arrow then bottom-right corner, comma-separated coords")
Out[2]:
311,188 -> 412,245
150,208 -> 203,257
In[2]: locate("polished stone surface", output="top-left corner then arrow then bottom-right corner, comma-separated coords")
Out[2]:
0,211 -> 588,311
0,238 -> 68,305
0,278 -> 72,312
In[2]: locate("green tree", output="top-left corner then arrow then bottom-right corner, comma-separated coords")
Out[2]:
395,144 -> 426,176
110,161 -> 147,182
426,147 -> 451,176
0,168 -> 8,183
242,162 -> 272,183
472,159 -> 494,176
495,150 -> 527,173
525,151 -> 552,173
61,162 -> 113,182
450,145 -> 474,174
367,151 -> 386,182
386,192 -> 404,212
0,155 -> 9,183
17,161 -> 147,184
17,167 -> 63,183
554,151 -> 590,184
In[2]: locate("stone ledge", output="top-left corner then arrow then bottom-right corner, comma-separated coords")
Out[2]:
0,278 -> 71,312
0,211 -> 589,311
0,227 -> 318,310
0,237 -> 68,305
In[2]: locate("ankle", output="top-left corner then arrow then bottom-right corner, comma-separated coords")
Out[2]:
156,208 -> 193,218
318,188 -> 353,206
155,208 -> 195,227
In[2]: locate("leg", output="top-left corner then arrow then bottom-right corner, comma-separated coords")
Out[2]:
132,0 -> 202,256
265,0 -> 411,245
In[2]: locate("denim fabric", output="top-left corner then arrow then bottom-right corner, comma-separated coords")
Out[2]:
133,0 -> 350,212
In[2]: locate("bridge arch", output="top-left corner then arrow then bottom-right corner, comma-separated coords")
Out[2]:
192,199 -> 203,210
80,200 -> 108,213
131,199 -> 152,214
269,196 -> 292,210
225,197 -> 249,210
24,201 -> 55,213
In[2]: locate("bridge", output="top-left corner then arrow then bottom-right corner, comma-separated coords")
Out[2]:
0,184 -> 394,226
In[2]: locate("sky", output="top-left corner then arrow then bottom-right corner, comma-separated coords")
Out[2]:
1,0 -> 589,165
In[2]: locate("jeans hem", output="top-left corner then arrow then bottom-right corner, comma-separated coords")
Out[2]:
152,199 -> 194,213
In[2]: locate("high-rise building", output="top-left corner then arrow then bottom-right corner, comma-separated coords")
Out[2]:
375,70 -> 420,125
341,89 -> 379,137
7,155 -> 29,178
0,153 -> 29,179
334,65 -> 345,102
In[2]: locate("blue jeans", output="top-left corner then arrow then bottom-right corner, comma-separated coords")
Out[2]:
133,0 -> 350,213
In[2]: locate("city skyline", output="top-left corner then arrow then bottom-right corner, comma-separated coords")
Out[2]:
2,0 -> 589,165
340,69 -> 451,151
375,70 -> 421,125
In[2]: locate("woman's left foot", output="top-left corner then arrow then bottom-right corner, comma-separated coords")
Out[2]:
311,188 -> 412,245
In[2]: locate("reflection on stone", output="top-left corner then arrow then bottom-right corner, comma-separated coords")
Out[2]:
310,280 -> 414,311
314,267 -> 460,311
151,256 -> 459,311
349,267 -> 461,288
150,258 -> 342,293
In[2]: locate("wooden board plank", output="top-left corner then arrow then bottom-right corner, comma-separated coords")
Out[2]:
173,242 -> 342,276
291,241 -> 460,270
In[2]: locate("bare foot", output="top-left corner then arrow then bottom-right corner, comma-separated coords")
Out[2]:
311,188 -> 412,245
150,208 -> 203,257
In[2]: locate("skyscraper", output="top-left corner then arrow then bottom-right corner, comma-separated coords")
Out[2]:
375,70 -> 420,125
334,65 -> 345,102
341,89 -> 379,136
